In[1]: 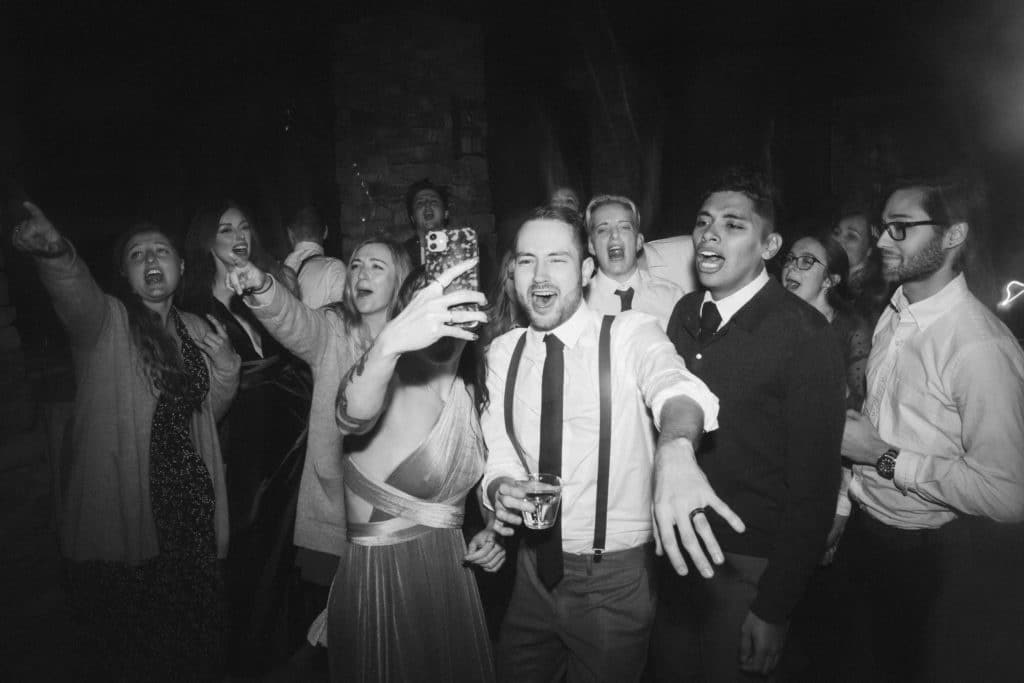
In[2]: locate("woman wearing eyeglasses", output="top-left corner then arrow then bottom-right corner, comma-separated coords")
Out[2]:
779,230 -> 873,679
781,231 -> 870,409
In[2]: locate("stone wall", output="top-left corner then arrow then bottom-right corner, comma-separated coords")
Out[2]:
333,13 -> 493,258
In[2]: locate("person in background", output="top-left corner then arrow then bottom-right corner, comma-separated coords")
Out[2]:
549,186 -> 582,214
284,205 -> 347,309
330,262 -> 504,682
840,173 -> 1024,681
780,229 -> 871,409
638,233 -> 698,295
13,202 -> 239,681
658,168 -> 846,681
180,200 -> 311,675
777,227 -> 872,678
832,199 -> 890,325
227,237 -> 412,675
404,178 -> 449,265
583,194 -> 683,329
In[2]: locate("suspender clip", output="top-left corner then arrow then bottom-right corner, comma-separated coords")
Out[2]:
592,548 -> 604,563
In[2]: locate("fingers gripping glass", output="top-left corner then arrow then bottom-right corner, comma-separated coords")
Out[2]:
881,220 -> 946,241
782,253 -> 826,271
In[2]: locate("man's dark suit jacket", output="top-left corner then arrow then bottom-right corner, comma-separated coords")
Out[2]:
666,277 -> 846,623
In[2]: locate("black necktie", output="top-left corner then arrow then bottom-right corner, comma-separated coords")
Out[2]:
537,333 -> 565,589
698,301 -> 721,346
614,287 -> 634,312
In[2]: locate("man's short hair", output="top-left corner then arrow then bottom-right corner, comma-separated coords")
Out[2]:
516,204 -> 589,264
405,178 -> 449,219
583,195 -> 641,235
701,166 -> 777,230
288,205 -> 324,242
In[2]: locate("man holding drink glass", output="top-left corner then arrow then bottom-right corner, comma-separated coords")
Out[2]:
480,205 -> 741,682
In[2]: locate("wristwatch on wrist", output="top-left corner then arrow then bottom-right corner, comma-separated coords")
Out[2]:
875,448 -> 900,480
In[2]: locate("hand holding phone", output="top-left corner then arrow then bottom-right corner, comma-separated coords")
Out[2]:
424,227 -> 481,329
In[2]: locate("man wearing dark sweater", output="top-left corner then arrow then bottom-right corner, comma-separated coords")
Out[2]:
653,168 -> 845,680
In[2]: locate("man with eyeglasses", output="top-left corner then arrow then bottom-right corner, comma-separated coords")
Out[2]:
655,167 -> 846,680
838,173 -> 1024,681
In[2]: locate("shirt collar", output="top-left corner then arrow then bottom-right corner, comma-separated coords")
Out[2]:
591,267 -> 642,294
527,300 -> 591,350
701,268 -> 770,327
889,273 -> 970,331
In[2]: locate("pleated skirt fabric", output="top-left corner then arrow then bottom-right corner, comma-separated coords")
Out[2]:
327,526 -> 496,682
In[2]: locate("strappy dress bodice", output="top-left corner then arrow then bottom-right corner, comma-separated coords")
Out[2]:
344,379 -> 486,546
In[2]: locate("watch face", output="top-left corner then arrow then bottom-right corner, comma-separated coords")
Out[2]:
877,453 -> 896,480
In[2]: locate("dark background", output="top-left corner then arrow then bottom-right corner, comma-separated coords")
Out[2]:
4,0 -> 1024,330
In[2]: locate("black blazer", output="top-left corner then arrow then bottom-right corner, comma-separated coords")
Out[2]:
667,277 -> 846,623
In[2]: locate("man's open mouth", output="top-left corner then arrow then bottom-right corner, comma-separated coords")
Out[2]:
696,250 -> 725,273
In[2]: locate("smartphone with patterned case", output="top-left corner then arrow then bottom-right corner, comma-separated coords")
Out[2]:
424,227 -> 480,329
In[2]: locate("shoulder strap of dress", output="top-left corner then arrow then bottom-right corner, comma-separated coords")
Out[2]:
343,458 -> 464,529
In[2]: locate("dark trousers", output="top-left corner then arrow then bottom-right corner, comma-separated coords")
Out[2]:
841,507 -> 1024,683
652,552 -> 773,682
497,544 -> 657,683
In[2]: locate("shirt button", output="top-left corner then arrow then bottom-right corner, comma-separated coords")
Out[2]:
695,353 -> 703,360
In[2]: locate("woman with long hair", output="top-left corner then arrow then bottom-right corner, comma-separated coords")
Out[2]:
225,237 -> 412,658
781,230 -> 871,409
179,200 -> 310,674
832,209 -> 890,326
12,203 -> 239,681
325,262 -> 504,682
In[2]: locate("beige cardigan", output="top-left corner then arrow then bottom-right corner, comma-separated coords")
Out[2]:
248,278 -> 363,556
39,248 -> 240,564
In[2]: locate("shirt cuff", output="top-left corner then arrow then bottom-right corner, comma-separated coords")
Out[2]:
893,449 -> 923,494
650,385 -> 720,433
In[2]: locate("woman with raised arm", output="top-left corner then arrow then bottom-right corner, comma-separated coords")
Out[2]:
12,203 -> 239,681
179,200 -> 310,674
225,237 -> 411,645
326,263 -> 503,683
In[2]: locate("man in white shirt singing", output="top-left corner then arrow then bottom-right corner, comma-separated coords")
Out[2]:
583,195 -> 684,329
481,204 -> 744,682
839,172 -> 1024,681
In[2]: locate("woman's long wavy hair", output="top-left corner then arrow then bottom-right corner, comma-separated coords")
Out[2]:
178,200 -> 283,316
325,237 -> 412,353
391,266 -> 489,414
811,230 -> 855,315
112,222 -> 192,398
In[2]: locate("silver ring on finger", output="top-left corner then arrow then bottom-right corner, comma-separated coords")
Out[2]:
688,507 -> 708,523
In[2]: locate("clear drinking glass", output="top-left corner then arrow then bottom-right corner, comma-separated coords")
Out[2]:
520,473 -> 562,530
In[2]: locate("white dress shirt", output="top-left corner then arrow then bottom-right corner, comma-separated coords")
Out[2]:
481,302 -> 720,554
700,268 -> 771,329
585,267 -> 684,330
849,274 -> 1024,528
639,235 -> 698,294
284,241 -> 348,309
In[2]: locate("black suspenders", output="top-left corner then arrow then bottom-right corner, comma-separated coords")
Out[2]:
503,315 -> 614,559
